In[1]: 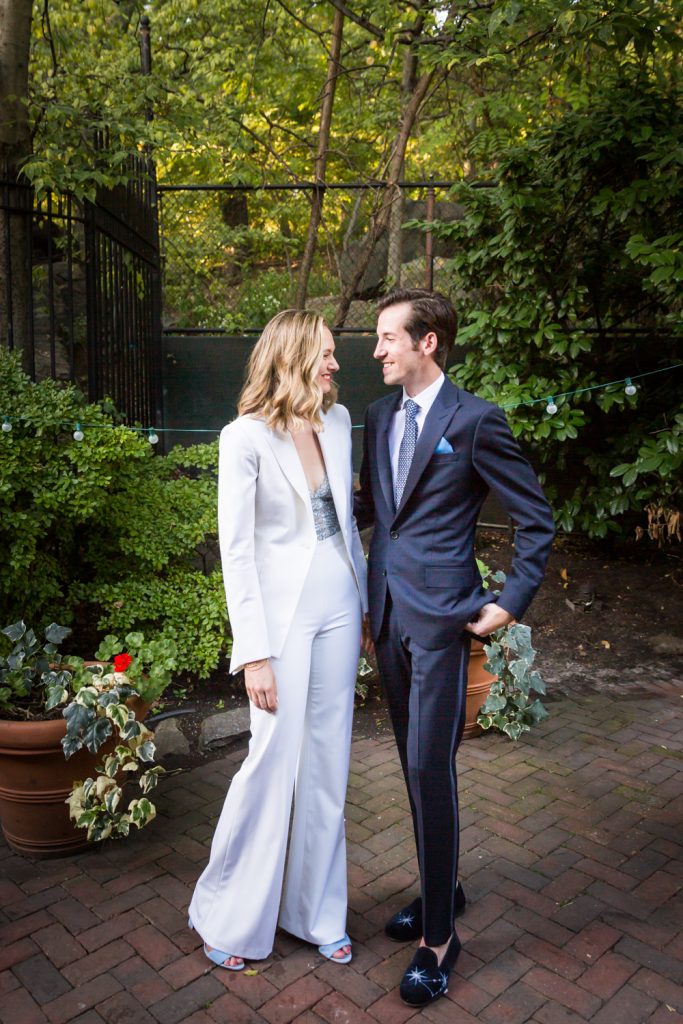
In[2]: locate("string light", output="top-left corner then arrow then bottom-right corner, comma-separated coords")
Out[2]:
0,362 -> 680,439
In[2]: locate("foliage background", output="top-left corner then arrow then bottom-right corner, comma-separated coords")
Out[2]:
22,1 -> 681,536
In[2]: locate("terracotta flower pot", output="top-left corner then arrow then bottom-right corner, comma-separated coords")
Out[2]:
463,639 -> 497,739
0,695 -> 149,859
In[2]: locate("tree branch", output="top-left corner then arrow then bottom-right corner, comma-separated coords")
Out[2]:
326,0 -> 383,39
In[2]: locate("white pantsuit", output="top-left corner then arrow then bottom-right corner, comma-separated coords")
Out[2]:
188,405 -> 367,960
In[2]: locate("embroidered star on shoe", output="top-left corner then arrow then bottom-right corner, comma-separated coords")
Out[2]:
406,966 -> 427,986
396,912 -> 415,926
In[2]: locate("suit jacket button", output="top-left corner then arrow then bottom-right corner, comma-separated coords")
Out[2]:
382,569 -> 387,577
390,530 -> 399,539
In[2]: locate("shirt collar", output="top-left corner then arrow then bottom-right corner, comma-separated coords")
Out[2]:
402,372 -> 444,415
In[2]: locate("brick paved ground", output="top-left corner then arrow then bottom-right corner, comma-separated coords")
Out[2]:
1,686 -> 682,1024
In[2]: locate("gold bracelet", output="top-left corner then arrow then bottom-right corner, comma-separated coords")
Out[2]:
244,659 -> 268,671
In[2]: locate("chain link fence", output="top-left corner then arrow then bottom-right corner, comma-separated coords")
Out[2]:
158,181 -> 464,332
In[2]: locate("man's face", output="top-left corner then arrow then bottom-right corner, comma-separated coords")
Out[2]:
374,301 -> 438,393
374,302 -> 432,390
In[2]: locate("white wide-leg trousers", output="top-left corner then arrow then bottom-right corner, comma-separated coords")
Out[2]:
188,531 -> 361,960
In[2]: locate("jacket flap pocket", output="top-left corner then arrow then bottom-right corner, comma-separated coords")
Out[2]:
424,566 -> 474,589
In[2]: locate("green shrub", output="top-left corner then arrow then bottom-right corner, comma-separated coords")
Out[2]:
0,351 -> 229,675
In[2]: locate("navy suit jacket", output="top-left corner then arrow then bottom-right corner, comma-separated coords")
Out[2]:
354,376 -> 555,650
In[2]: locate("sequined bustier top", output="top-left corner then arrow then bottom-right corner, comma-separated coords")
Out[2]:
310,474 -> 341,541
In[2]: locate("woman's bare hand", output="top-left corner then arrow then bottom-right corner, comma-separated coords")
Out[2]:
245,661 -> 278,712
361,615 -> 375,658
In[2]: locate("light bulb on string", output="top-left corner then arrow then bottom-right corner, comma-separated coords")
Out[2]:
545,397 -> 558,415
624,377 -> 637,397
1,416 -> 11,433
73,422 -> 84,442
147,428 -> 159,445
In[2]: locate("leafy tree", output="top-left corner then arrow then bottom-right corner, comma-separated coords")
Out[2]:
434,80 -> 682,538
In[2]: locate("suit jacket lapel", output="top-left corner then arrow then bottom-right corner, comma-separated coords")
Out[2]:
262,427 -> 310,507
395,377 -> 461,518
375,392 -> 401,515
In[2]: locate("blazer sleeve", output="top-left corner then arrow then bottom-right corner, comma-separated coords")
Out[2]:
217,421 -> 271,674
341,406 -> 369,613
472,406 -> 555,621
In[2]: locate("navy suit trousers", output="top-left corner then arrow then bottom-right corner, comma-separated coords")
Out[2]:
376,591 -> 472,946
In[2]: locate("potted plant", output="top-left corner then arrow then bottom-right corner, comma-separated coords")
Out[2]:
0,621 -> 177,857
464,562 -> 549,740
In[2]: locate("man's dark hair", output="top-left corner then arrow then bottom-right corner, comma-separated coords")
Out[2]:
377,288 -> 457,371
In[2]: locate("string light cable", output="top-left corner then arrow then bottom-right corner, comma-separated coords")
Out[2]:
1,362 -> 681,438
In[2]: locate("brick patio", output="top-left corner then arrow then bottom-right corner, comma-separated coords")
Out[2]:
1,685 -> 682,1024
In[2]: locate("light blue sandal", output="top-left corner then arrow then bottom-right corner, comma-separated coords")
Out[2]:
203,943 -> 245,971
318,933 -> 352,965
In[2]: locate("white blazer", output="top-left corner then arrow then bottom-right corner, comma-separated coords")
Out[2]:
217,403 -> 368,674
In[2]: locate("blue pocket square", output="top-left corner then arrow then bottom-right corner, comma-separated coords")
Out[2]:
434,436 -> 454,454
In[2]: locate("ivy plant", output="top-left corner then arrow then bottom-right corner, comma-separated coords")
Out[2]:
477,625 -> 550,742
474,563 -> 549,741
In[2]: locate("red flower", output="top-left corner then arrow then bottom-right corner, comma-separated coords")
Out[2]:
113,653 -> 133,673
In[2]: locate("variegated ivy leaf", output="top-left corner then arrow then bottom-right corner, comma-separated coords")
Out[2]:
528,699 -> 550,722
139,766 -> 165,793
529,670 -> 546,694
75,686 -> 99,707
104,787 -> 122,814
83,717 -> 113,754
119,717 -> 142,741
128,798 -> 156,827
137,740 -> 156,763
503,721 -> 524,741
65,784 -> 87,819
102,754 -> 122,778
45,682 -> 68,710
106,703 -> 130,731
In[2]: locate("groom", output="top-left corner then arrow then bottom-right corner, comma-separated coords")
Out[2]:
354,289 -> 554,1007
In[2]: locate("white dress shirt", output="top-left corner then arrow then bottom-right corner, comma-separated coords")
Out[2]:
389,372 -> 445,485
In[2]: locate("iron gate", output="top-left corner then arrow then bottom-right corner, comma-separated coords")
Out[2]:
1,156 -> 162,428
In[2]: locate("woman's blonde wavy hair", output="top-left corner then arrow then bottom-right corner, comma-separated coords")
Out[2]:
237,309 -> 337,432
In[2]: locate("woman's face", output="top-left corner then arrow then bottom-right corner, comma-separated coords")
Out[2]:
317,327 -> 339,394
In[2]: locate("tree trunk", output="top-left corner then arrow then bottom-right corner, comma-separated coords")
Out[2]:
295,6 -> 344,309
334,67 -> 436,326
385,33 -> 421,290
0,0 -> 34,372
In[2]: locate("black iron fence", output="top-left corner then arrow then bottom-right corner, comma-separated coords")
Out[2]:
1,164 -> 162,428
158,179 -> 482,333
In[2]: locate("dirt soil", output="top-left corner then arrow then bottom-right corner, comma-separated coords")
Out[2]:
152,531 -> 683,770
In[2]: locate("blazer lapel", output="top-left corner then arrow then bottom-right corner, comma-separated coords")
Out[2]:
375,392 -> 401,515
318,412 -> 347,529
394,378 -> 461,518
262,427 -> 310,507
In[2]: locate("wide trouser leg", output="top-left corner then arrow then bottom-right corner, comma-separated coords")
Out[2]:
187,651 -> 311,959
188,532 -> 360,959
279,534 -> 361,944
375,597 -> 470,947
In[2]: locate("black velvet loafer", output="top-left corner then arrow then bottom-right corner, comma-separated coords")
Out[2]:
399,931 -> 462,1006
384,882 -> 466,942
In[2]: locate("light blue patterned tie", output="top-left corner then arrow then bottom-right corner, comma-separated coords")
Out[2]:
394,398 -> 419,509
